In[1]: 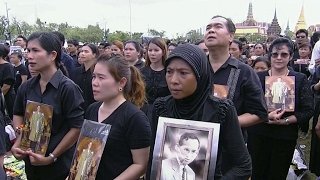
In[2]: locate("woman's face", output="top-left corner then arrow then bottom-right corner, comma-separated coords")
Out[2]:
270,45 -> 291,70
27,39 -> 56,72
110,45 -> 122,55
298,47 -> 311,58
168,45 -> 176,54
92,62 -> 123,101
254,44 -> 265,56
166,58 -> 197,99
229,42 -> 241,59
79,45 -> 96,62
124,43 -> 140,62
147,43 -> 163,64
253,61 -> 269,72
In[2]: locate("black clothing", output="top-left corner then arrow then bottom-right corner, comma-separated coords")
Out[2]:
134,59 -> 144,69
72,65 -> 95,110
141,67 -> 170,105
13,64 -> 28,93
209,56 -> 268,123
13,70 -> 85,180
0,110 -> 5,156
0,63 -> 15,119
248,70 -> 313,179
242,49 -> 250,58
85,101 -> 151,180
70,54 -> 81,67
289,59 -> 311,78
61,52 -> 76,79
165,44 -> 212,120
147,44 -> 251,180
249,70 -> 313,140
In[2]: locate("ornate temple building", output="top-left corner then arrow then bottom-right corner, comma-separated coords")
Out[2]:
284,20 -> 291,36
267,9 -> 282,36
295,5 -> 307,32
235,2 -> 269,36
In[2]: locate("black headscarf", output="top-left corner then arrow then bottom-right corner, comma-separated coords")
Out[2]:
165,44 -> 212,120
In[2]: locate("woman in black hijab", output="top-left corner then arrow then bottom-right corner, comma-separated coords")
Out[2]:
147,44 -> 251,179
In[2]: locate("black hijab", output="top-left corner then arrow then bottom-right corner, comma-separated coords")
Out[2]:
165,44 -> 212,120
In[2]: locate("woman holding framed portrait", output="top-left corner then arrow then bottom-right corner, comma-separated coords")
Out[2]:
147,44 -> 251,180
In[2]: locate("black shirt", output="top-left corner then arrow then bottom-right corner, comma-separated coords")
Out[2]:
140,67 -> 170,105
248,70 -> 314,140
289,59 -> 311,78
0,110 -> 5,180
70,53 -> 81,67
13,64 -> 28,93
210,56 -> 268,122
13,70 -> 85,179
85,101 -> 151,180
134,59 -> 144,69
72,65 -> 95,110
0,63 -> 16,118
61,52 -> 76,79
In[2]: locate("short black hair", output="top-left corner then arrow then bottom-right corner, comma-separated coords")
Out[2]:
67,39 -> 79,46
0,44 -> 9,59
268,37 -> 294,58
295,29 -> 308,37
11,52 -> 22,59
239,37 -> 248,43
252,56 -> 270,68
17,35 -> 27,42
211,15 -> 236,34
178,132 -> 200,150
99,42 -> 111,48
232,39 -> 243,50
195,39 -> 205,46
52,31 -> 65,46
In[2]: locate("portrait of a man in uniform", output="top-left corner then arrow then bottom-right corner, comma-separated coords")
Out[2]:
75,141 -> 94,180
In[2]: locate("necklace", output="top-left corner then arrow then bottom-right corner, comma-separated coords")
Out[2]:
269,68 -> 289,76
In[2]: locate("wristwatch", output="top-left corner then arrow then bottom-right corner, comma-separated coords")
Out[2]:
285,118 -> 290,125
49,153 -> 57,162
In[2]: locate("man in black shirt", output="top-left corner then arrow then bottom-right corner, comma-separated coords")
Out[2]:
67,39 -> 81,67
10,52 -> 28,93
293,29 -> 309,59
204,15 -> 268,173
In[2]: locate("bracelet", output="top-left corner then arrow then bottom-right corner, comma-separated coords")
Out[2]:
285,118 -> 290,125
49,153 -> 57,162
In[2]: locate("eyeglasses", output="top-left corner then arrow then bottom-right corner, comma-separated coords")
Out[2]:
271,52 -> 290,58
296,36 -> 306,39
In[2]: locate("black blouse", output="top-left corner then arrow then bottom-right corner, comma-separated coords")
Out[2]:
141,66 -> 170,105
248,70 -> 314,140
72,65 -> 95,110
13,70 -> 85,179
85,101 -> 151,180
147,96 -> 252,180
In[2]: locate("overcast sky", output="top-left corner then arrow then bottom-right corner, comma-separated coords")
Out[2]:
1,0 -> 319,38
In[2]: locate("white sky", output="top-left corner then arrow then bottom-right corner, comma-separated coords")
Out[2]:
1,0 -> 319,38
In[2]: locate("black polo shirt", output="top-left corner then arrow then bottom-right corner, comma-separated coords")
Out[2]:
72,65 -> 95,110
13,69 -> 85,179
210,56 -> 268,121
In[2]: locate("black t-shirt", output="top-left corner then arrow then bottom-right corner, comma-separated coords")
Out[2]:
13,70 -> 85,179
85,101 -> 151,180
72,66 -> 95,110
13,64 -> 28,93
140,67 -> 170,105
0,63 -> 15,92
0,101 -> 6,180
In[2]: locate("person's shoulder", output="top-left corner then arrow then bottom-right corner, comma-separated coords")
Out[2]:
153,95 -> 173,116
207,96 -> 235,123
123,101 -> 146,117
87,102 -> 102,111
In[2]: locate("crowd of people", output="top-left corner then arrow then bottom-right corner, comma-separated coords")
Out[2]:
0,15 -> 319,180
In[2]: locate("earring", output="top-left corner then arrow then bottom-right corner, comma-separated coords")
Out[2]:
119,88 -> 122,91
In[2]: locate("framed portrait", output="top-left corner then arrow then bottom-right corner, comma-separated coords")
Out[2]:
213,84 -> 229,99
294,59 -> 310,65
68,120 -> 111,180
19,101 -> 53,156
265,76 -> 295,112
151,117 -> 220,180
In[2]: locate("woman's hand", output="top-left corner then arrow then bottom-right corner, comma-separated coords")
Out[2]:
26,149 -> 53,166
268,108 -> 285,121
11,146 -> 27,161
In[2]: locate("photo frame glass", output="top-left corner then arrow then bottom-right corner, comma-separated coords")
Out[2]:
265,76 -> 295,112
19,101 -> 53,156
151,117 -> 220,180
68,120 -> 111,180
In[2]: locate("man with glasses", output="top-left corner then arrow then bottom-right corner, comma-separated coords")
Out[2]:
293,29 -> 309,59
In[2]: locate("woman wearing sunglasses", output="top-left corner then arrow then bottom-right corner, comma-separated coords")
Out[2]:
247,37 -> 314,180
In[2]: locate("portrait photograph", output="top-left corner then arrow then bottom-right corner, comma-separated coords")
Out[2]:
151,117 -> 220,180
19,101 -> 53,156
68,120 -> 111,180
265,76 -> 295,112
213,84 -> 229,99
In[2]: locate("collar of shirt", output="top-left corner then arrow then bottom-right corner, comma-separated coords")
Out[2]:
208,55 -> 240,69
30,69 -> 64,89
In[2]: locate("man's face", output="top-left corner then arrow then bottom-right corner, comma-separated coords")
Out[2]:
296,32 -> 307,45
176,139 -> 199,166
204,17 -> 234,48
242,42 -> 248,50
16,38 -> 26,48
67,44 -> 78,54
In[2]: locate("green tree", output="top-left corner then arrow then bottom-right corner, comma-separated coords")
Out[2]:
107,31 -> 131,43
186,30 -> 203,43
148,29 -> 166,37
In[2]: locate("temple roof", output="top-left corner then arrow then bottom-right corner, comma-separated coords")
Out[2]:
267,8 -> 282,36
295,5 -> 307,32
243,2 -> 257,26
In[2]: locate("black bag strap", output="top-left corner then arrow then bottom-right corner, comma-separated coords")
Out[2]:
1,93 -> 9,116
226,67 -> 241,101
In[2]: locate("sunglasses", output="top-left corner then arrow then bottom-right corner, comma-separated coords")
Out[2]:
271,52 -> 290,58
296,36 -> 306,39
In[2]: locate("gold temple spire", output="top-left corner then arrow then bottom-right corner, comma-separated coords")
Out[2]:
295,5 -> 307,32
